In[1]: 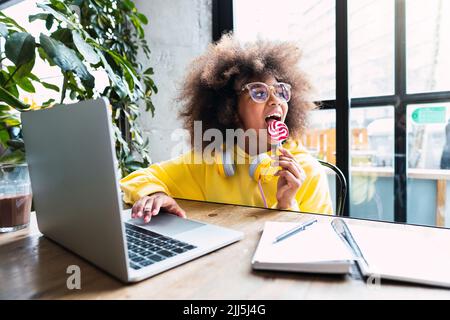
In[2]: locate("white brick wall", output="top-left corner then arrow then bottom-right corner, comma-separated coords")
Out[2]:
135,0 -> 212,163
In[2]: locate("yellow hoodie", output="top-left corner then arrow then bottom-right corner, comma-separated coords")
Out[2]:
119,140 -> 333,215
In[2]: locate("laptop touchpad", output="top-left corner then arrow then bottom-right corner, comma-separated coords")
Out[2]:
128,212 -> 205,236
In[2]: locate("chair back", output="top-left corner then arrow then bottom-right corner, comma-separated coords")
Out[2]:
318,160 -> 347,216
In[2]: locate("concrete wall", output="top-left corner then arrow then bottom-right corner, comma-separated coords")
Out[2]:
135,0 -> 212,163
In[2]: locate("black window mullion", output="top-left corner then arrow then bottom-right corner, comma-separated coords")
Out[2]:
351,92 -> 450,108
351,95 -> 400,108
335,0 -> 351,216
403,91 -> 450,104
394,0 -> 407,223
212,0 -> 233,42
318,100 -> 336,110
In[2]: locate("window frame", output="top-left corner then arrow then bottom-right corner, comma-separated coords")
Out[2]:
215,0 -> 450,221
0,0 -> 24,10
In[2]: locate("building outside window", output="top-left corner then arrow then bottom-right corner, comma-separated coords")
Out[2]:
232,0 -> 450,227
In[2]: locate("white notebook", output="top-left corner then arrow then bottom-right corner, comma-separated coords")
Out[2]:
252,218 -> 450,288
251,220 -> 355,274
347,222 -> 450,288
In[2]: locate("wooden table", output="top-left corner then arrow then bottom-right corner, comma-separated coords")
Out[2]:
1,199 -> 450,300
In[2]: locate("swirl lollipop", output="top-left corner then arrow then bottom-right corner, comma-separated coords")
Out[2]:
268,120 -> 289,145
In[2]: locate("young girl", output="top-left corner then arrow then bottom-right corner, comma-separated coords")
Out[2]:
120,35 -> 333,223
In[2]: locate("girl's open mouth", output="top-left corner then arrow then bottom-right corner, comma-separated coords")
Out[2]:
264,113 -> 282,128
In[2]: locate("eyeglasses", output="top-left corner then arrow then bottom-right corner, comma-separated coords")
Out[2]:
240,82 -> 292,104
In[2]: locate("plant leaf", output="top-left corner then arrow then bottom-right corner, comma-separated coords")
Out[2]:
0,86 -> 30,111
6,138 -> 24,150
41,98 -> 55,107
0,129 -> 9,149
72,31 -> 100,65
0,149 -> 25,165
5,32 -> 36,66
7,58 -> 35,80
123,160 -> 145,172
39,34 -> 94,88
0,22 -> 8,38
0,112 -> 20,129
122,0 -> 135,11
107,50 -> 143,94
36,3 -> 78,30
98,52 -> 128,98
51,28 -> 73,46
144,67 -> 154,75
0,12 -> 26,32
29,13 -> 49,23
41,81 -> 60,92
6,83 -> 19,98
16,77 -> 36,93
136,13 -> 148,25
45,14 -> 54,30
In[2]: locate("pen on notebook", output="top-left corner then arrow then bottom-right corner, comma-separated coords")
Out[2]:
273,219 -> 318,244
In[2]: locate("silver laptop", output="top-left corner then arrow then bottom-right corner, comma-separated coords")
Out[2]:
21,98 -> 243,283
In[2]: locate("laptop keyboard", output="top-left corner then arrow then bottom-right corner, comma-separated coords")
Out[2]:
125,223 -> 197,270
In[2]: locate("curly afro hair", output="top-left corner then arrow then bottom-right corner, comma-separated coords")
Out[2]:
178,33 -> 317,150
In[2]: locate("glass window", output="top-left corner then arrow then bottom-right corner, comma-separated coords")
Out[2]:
406,0 -> 450,94
303,109 -> 336,164
233,0 -> 336,101
350,106 -> 395,222
2,0 -> 109,106
302,109 -> 337,212
3,0 -> 62,106
349,0 -> 394,98
407,103 -> 450,227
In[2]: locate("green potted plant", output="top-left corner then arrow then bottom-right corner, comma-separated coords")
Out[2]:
0,0 -> 156,177
0,12 -> 58,165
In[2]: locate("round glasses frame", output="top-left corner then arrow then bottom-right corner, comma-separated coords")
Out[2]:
240,82 -> 292,103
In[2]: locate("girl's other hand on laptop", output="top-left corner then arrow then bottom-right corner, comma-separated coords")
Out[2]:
131,192 -> 187,223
